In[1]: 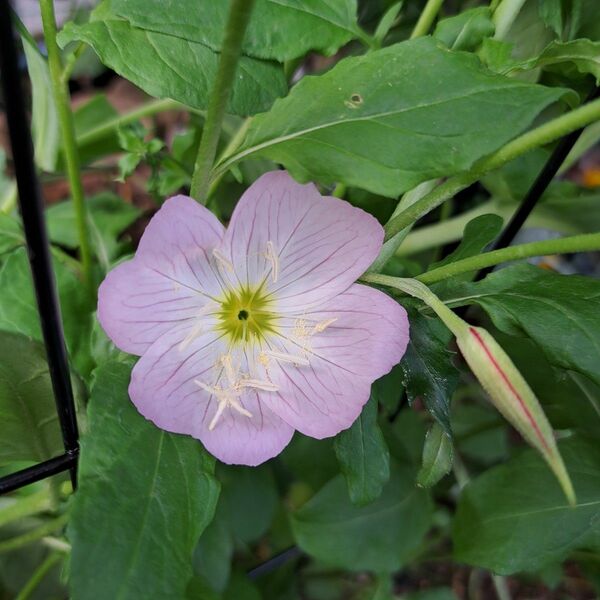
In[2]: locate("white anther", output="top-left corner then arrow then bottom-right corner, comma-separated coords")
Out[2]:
313,318 -> 338,334
212,248 -> 234,272
258,351 -> 270,368
208,401 -> 226,431
239,378 -> 279,392
265,240 -> 279,283
195,378 -> 253,430
265,349 -> 310,367
220,354 -> 237,386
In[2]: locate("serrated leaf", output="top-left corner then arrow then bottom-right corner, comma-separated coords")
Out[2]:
112,0 -> 360,62
0,331 -> 65,464
58,14 -> 286,117
68,361 -> 220,600
399,308 -> 458,435
453,436 -> 600,574
417,423 -> 453,488
291,462 -> 433,571
334,395 -> 390,506
217,37 -> 568,197
440,264 -> 600,389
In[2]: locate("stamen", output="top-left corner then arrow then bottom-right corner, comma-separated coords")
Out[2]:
220,354 -> 237,386
195,378 -> 252,430
212,248 -> 234,272
258,351 -> 270,368
228,397 -> 254,418
208,401 -> 226,431
313,318 -> 338,334
239,378 -> 279,392
266,240 -> 279,283
265,349 -> 310,367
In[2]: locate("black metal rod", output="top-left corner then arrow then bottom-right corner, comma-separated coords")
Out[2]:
247,546 -> 302,579
0,0 -> 79,489
476,86 -> 599,280
0,453 -> 78,495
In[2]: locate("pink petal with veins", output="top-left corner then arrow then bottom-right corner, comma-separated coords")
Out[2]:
219,171 -> 384,310
255,284 -> 409,438
128,325 -> 294,466
98,196 -> 225,355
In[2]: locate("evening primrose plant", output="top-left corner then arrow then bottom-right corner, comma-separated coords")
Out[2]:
1,0 -> 600,598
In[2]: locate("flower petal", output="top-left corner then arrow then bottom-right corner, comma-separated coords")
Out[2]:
256,284 -> 409,437
128,326 -> 294,466
219,171 -> 384,310
98,195 -> 226,355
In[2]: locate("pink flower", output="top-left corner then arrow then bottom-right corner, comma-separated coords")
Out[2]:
98,171 -> 409,465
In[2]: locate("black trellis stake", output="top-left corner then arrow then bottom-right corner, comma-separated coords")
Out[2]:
476,86 -> 599,281
0,0 -> 79,494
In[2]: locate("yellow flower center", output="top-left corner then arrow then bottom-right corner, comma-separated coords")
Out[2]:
216,285 -> 277,343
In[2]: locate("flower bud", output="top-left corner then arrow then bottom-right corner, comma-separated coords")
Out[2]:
457,325 -> 575,506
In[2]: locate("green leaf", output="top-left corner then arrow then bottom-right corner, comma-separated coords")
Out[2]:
291,462 -> 433,571
417,423 -> 453,488
0,213 -> 24,256
46,193 -> 140,270
537,0 -> 581,40
452,404 -> 508,466
69,361 -> 220,600
501,39 -> 600,83
334,395 -> 390,506
193,509 -> 234,593
112,0 -> 360,62
14,16 -> 59,172
0,331 -> 64,464
433,7 -> 495,52
373,2 -> 403,46
58,8 -> 287,117
453,436 -> 600,574
399,308 -> 458,435
73,94 -> 120,165
430,214 -> 503,271
0,248 -> 93,375
219,465 -> 278,543
441,264 -> 600,389
218,37 -> 568,197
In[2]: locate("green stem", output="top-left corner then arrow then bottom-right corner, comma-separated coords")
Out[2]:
360,272 -> 466,334
417,232 -> 600,284
0,513 -> 68,553
410,0 -> 445,39
76,98 -> 184,148
332,183 -> 347,198
492,0 -> 527,39
383,97 -> 600,241
40,0 -> 92,295
15,553 -> 62,600
206,116 -> 252,200
60,41 -> 86,84
190,0 -> 256,203
369,179 -> 439,272
0,489 -> 50,529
